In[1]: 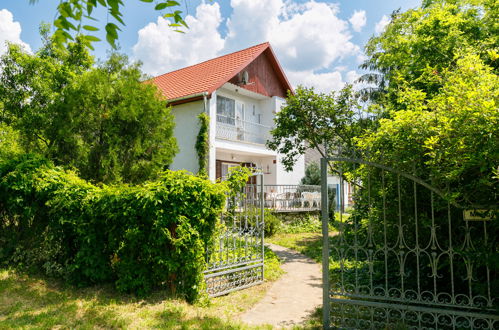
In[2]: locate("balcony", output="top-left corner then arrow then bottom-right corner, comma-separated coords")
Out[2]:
216,114 -> 271,145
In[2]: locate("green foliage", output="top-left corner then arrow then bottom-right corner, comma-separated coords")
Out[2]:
28,0 -> 189,50
195,113 -> 210,176
0,154 -> 226,302
360,0 -> 498,105
300,162 -> 321,185
223,166 -> 252,195
358,54 -> 498,208
262,209 -> 280,237
0,38 -> 177,184
0,123 -> 23,160
267,85 -> 371,171
263,246 -> 284,281
279,214 -> 322,234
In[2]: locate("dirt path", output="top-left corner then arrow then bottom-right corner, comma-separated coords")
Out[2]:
240,243 -> 322,328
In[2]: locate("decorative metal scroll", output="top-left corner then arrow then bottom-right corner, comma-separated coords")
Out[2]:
320,157 -> 498,329
204,172 -> 265,297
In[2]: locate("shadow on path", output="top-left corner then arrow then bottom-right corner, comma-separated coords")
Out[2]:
240,243 -> 322,328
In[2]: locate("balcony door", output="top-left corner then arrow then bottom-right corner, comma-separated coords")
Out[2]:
235,101 -> 245,141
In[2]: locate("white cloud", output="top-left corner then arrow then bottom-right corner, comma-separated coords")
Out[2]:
132,2 -> 224,76
287,69 -> 346,93
375,15 -> 390,34
348,10 -> 366,33
224,0 -> 282,52
0,9 -> 31,56
268,1 -> 359,72
346,70 -> 360,84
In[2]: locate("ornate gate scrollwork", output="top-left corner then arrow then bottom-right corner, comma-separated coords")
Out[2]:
320,157 -> 498,329
204,172 -> 265,297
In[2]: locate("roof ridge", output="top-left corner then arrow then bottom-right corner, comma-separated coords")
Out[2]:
152,42 -> 270,79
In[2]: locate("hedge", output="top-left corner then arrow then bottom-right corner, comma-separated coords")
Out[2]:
0,154 -> 227,302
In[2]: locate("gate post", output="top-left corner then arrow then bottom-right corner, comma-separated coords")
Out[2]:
320,158 -> 330,329
260,172 -> 265,281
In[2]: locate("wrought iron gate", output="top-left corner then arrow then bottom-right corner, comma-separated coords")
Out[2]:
320,157 -> 498,329
204,172 -> 265,297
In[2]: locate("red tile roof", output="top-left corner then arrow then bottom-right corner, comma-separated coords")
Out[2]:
149,42 -> 293,102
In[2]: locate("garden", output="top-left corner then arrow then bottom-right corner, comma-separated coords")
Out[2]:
1,0 -> 498,328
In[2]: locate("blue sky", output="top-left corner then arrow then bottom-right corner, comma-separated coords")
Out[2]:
0,0 -> 420,91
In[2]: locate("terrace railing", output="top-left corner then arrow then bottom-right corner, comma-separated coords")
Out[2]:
245,184 -> 321,212
216,114 -> 272,145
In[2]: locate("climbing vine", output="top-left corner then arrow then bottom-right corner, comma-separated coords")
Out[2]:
195,113 -> 210,176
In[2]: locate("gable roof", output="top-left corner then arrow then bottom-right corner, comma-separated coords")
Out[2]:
150,42 -> 293,102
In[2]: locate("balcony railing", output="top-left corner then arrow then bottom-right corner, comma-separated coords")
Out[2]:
216,114 -> 271,145
244,184 -> 322,212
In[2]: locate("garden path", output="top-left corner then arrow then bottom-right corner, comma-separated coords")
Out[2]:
240,243 -> 322,328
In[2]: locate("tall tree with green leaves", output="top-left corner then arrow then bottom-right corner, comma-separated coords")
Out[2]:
358,53 -> 498,208
0,35 -> 177,184
360,0 -> 498,106
267,85 -> 371,172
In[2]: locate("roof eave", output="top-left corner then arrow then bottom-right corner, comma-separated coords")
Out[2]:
166,91 -> 210,106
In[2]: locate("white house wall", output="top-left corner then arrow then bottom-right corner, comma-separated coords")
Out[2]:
276,153 -> 305,185
170,100 -> 204,174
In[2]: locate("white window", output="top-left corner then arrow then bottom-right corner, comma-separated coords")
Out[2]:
217,96 -> 235,125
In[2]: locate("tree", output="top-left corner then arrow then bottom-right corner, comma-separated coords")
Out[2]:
267,85 -> 373,172
360,0 -> 498,106
28,0 -> 190,49
357,53 -> 498,208
301,162 -> 321,186
0,123 -> 23,160
0,37 -> 177,184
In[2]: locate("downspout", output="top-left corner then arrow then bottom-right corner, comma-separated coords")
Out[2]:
202,92 -> 210,179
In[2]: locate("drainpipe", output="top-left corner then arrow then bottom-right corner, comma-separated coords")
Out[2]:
202,92 -> 211,179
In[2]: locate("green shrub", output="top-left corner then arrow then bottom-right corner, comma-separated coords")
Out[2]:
279,214 -> 322,234
0,154 -> 226,302
263,209 -> 280,237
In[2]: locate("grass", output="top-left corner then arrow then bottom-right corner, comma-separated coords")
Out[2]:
0,247 -> 283,329
0,216 -> 335,329
268,232 -> 323,263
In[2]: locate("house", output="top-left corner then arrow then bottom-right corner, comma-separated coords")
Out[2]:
150,42 -> 305,185
304,146 -> 353,211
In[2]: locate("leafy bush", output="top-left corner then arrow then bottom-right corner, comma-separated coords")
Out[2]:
0,123 -> 23,159
0,154 -> 226,302
1,40 -> 177,185
263,209 -> 280,237
279,214 -> 322,234
301,162 -> 320,185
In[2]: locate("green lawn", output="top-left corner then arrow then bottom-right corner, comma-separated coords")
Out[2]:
267,232 -> 323,263
0,268 -> 278,329
0,220 -> 329,329
0,247 -> 285,329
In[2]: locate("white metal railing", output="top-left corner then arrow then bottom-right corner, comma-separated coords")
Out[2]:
245,184 -> 322,212
216,114 -> 271,145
